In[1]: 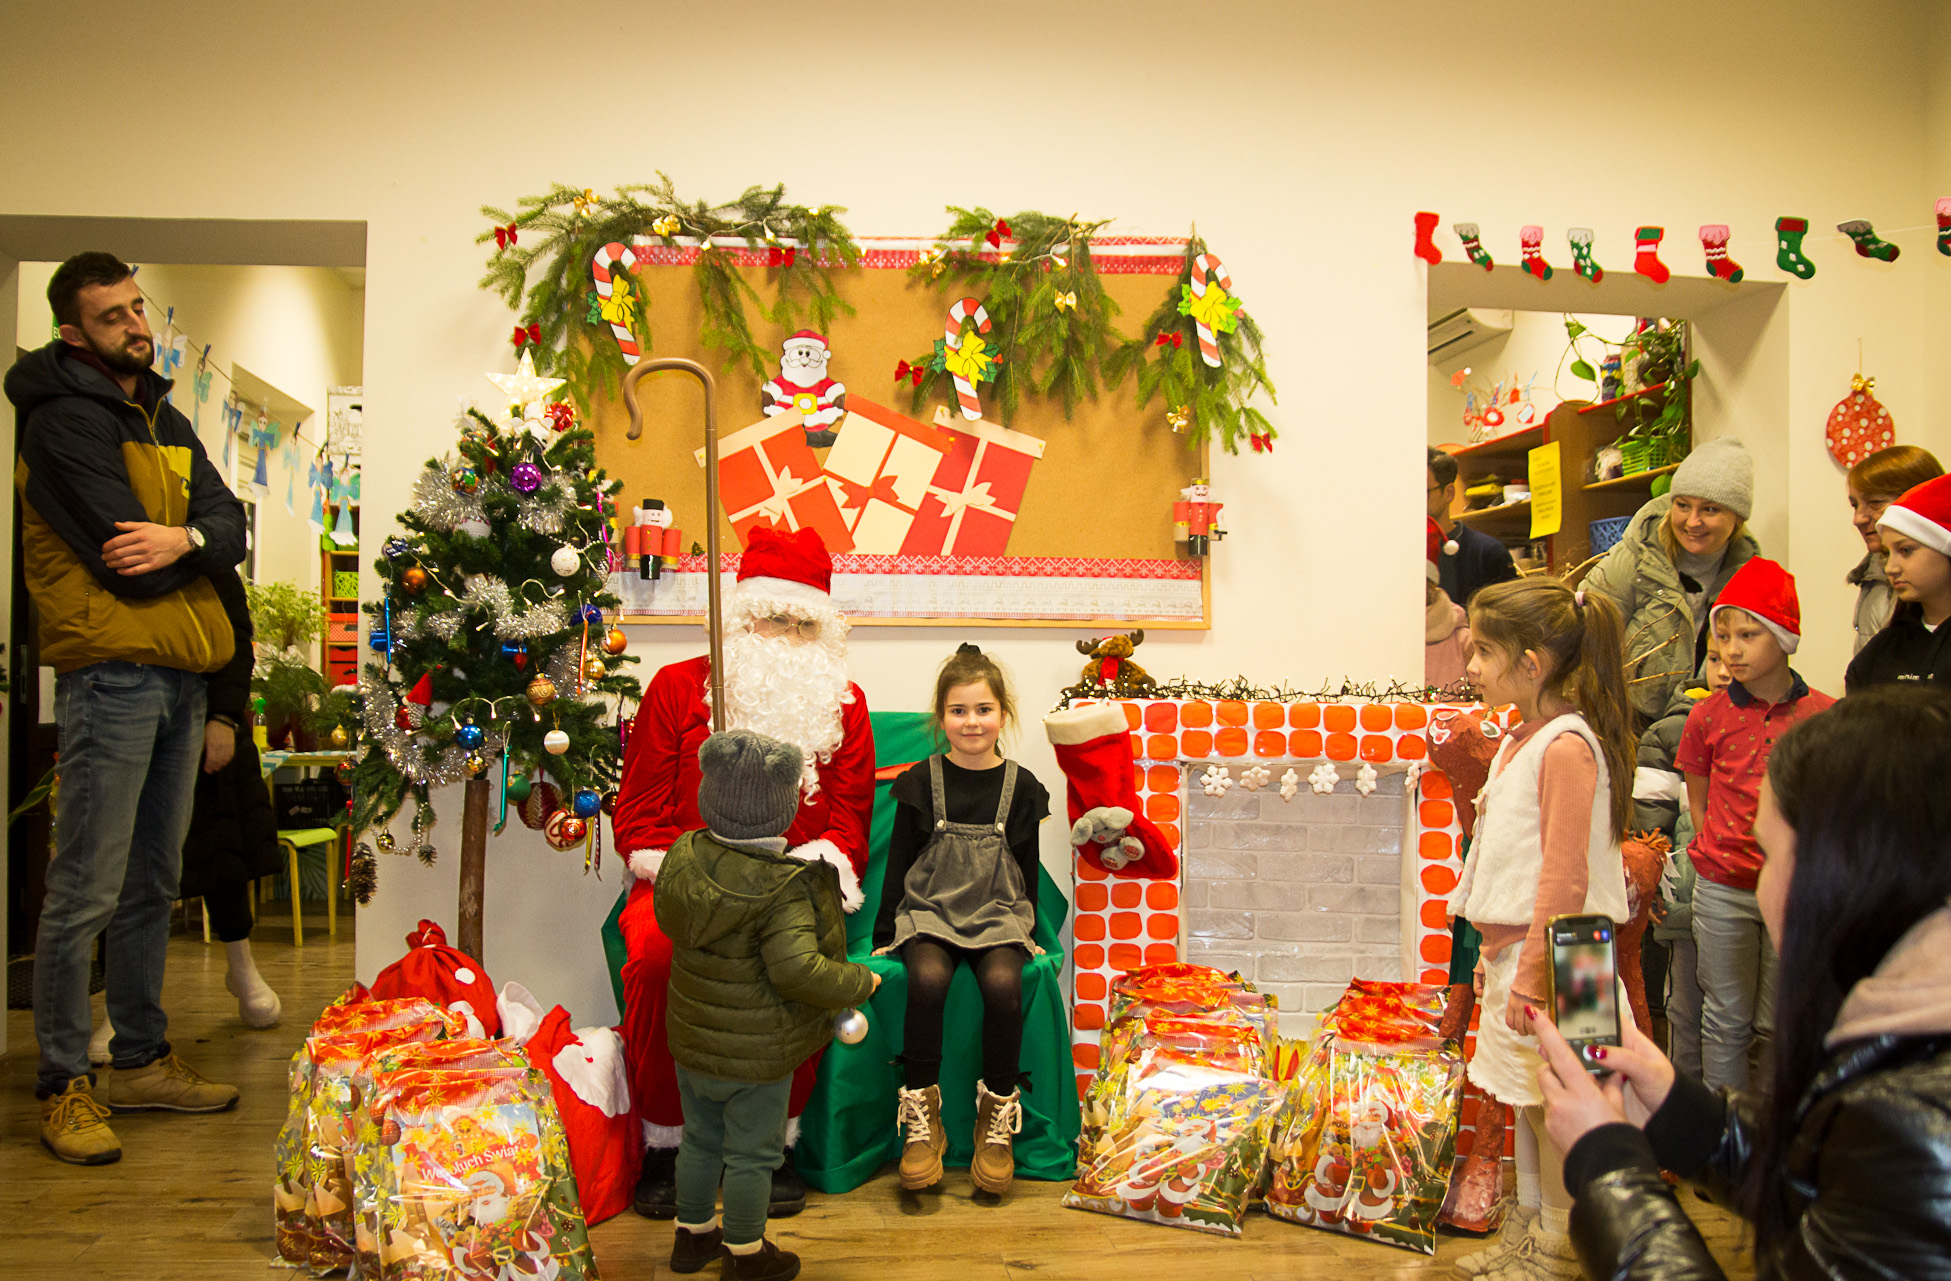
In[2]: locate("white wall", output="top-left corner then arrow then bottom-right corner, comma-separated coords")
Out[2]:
3,0 -> 1946,1026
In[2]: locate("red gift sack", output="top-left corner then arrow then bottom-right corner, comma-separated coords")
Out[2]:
370,920 -> 500,1038
526,1004 -> 639,1226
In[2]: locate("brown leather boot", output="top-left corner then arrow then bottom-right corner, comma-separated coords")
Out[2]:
896,1084 -> 946,1190
724,1238 -> 800,1281
668,1223 -> 725,1274
970,1081 -> 1022,1196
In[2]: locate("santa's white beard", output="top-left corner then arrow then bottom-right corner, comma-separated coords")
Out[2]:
778,357 -> 829,390
1351,1119 -> 1386,1150
712,627 -> 853,798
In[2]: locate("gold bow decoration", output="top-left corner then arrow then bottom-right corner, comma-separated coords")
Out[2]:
572,188 -> 598,215
944,331 -> 994,383
599,275 -> 637,328
651,214 -> 681,237
1168,405 -> 1191,433
920,247 -> 947,278
1054,290 -> 1077,313
1183,282 -> 1242,334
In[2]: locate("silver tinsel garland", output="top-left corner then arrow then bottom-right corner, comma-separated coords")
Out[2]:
411,462 -> 486,531
517,488 -> 574,535
359,667 -> 513,789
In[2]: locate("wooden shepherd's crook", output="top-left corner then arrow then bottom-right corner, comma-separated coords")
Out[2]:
622,358 -> 726,730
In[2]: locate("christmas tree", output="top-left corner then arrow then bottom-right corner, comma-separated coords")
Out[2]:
348,353 -> 642,956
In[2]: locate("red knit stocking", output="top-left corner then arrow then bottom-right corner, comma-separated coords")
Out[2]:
1043,704 -> 1178,879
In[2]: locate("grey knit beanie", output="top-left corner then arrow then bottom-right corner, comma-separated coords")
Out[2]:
696,729 -> 802,840
1670,437 -> 1754,520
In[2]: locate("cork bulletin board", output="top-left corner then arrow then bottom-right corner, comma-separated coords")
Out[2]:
588,237 -> 1211,628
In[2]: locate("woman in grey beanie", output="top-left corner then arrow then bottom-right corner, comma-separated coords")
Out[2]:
1581,437 -> 1761,726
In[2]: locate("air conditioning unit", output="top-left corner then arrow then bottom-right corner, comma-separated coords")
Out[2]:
1428,308 -> 1514,361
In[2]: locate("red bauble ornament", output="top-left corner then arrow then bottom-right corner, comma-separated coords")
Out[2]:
603,628 -> 628,656
395,706 -> 414,730
544,808 -> 588,850
1826,374 -> 1895,468
517,782 -> 561,831
401,567 -> 430,594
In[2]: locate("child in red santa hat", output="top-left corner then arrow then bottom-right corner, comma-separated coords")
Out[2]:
1847,473 -> 1951,692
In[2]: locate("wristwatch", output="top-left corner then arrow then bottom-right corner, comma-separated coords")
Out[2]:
209,713 -> 239,730
184,525 -> 207,556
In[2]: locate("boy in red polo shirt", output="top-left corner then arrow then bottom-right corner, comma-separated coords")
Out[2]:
1675,557 -> 1835,1091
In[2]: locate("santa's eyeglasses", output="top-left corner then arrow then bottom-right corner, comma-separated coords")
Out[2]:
780,346 -> 824,366
752,613 -> 821,640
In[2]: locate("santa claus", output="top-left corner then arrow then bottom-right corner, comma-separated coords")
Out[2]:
760,329 -> 848,447
610,526 -> 874,1219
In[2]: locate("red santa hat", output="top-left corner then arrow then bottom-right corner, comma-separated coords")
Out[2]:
1709,556 -> 1801,654
1426,518 -> 1456,583
735,526 -> 834,611
1877,473 -> 1951,558
781,329 -> 827,351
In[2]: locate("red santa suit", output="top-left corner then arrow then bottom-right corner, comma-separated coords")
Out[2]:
611,530 -> 874,1145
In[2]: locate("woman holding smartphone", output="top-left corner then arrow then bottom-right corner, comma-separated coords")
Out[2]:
1533,686 -> 1951,1280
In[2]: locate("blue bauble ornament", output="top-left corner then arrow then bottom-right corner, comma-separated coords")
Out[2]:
579,603 -> 604,625
571,788 -> 602,818
455,721 -> 485,750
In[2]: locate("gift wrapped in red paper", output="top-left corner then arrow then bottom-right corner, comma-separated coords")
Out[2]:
820,397 -> 950,554
705,411 -> 854,553
899,410 -> 1045,559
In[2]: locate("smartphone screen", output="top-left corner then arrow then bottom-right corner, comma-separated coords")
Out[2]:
1549,915 -> 1621,1068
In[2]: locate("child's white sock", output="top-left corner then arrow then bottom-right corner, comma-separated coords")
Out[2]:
675,1217 -> 718,1234
1515,1102 -> 1541,1208
725,1238 -> 765,1255
1540,1203 -> 1570,1235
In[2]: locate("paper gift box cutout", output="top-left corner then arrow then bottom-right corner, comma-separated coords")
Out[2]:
820,397 -> 951,555
899,406 -> 1046,558
699,411 -> 855,554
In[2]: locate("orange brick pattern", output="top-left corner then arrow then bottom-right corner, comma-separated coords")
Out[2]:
1064,698 -> 1493,1103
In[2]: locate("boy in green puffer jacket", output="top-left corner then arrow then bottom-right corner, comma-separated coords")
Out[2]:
654,729 -> 879,1281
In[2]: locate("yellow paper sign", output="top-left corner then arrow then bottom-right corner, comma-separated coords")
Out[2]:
1529,440 -> 1562,539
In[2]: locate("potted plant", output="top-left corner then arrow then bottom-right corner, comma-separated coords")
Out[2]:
247,581 -> 329,750
1562,317 -> 1701,475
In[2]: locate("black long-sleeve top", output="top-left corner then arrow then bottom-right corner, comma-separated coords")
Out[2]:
872,755 -> 1049,951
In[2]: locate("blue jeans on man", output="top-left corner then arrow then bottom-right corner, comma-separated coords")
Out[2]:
34,661 -> 205,1096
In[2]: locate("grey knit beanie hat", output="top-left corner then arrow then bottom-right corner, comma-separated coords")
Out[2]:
1670,437 -> 1754,520
696,729 -> 802,841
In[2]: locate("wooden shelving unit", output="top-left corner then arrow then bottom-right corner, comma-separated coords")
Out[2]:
320,506 -> 360,687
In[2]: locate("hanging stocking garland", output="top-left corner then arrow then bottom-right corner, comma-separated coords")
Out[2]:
1454,222 -> 1493,270
1519,226 -> 1552,280
1414,211 -> 1443,265
1634,226 -> 1670,284
1774,217 -> 1816,279
1700,225 -> 1744,281
1938,198 -> 1951,257
1567,227 -> 1603,282
1838,219 -> 1900,262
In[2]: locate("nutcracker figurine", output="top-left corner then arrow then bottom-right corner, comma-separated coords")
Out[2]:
1173,479 -> 1225,557
624,498 -> 684,580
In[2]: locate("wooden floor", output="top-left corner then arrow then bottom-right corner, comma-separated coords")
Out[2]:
3,917 -> 1757,1280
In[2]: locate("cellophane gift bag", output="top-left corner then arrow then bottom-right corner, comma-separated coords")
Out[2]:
1264,979 -> 1465,1255
275,993 -> 460,1268
357,1061 -> 600,1280
1066,964 -> 1284,1236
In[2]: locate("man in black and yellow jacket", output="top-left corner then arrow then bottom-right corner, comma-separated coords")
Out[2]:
5,252 -> 248,1165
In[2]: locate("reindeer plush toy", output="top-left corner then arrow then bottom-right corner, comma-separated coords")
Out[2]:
1076,631 -> 1157,697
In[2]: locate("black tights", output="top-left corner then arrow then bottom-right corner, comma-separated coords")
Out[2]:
203,883 -> 255,944
900,939 -> 1023,1094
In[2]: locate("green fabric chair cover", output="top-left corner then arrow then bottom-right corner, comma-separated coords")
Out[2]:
600,711 -> 1079,1194
796,711 -> 1078,1192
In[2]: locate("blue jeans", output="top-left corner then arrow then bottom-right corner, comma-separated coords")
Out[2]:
1692,877 -> 1777,1092
674,1066 -> 790,1247
34,661 -> 206,1095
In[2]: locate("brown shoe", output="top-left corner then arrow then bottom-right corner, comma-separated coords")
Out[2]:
896,1084 -> 946,1190
106,1052 -> 240,1113
724,1239 -> 800,1281
970,1081 -> 1022,1196
41,1077 -> 122,1165
669,1224 -> 725,1274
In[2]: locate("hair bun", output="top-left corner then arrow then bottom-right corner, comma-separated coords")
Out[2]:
956,642 -> 982,655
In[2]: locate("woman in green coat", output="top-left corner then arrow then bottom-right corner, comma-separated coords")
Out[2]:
1581,439 -> 1759,727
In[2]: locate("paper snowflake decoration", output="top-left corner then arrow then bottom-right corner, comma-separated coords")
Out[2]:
1308,763 -> 1340,795
1355,762 -> 1380,797
1278,768 -> 1300,802
1199,765 -> 1233,797
1403,760 -> 1427,788
1239,765 -> 1272,792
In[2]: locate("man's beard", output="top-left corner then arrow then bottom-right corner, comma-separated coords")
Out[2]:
712,627 -> 853,798
90,332 -> 153,377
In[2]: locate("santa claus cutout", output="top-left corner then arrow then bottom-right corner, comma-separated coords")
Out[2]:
609,526 -> 874,1220
761,330 -> 848,448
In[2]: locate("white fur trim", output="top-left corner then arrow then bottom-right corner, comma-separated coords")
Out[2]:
625,847 -> 667,881
734,576 -> 833,611
643,1120 -> 685,1149
553,1027 -> 630,1118
789,837 -> 863,913
1879,503 -> 1951,558
495,981 -> 546,1047
1044,702 -> 1128,746
784,1115 -> 801,1147
1709,601 -> 1800,655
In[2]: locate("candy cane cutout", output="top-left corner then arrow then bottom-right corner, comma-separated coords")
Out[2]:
591,242 -> 643,364
1186,253 -> 1232,368
945,297 -> 992,420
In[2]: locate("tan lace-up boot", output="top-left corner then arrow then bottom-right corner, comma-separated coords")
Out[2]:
896,1085 -> 946,1190
970,1081 -> 1022,1196
106,1052 -> 240,1113
41,1078 -> 121,1165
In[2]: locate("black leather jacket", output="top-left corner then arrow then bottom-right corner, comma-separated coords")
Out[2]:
1563,1034 -> 1951,1279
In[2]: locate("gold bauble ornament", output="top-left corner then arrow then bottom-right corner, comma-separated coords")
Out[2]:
583,655 -> 608,682
329,724 -> 349,749
603,628 -> 628,656
401,566 -> 430,594
526,675 -> 558,707
376,832 -> 396,853
463,752 -> 489,778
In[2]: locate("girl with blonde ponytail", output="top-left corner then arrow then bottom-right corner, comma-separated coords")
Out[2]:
1448,578 -> 1635,1278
